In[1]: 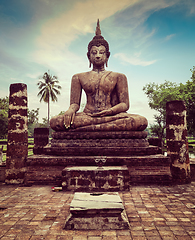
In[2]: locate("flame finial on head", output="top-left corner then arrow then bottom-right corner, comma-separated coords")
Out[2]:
95,19 -> 101,36
87,19 -> 110,62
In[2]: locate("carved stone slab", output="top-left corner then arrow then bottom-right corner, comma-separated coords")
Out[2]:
64,192 -> 130,230
62,166 -> 130,191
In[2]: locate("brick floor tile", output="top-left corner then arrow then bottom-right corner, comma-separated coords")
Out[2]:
29,236 -> 45,240
131,230 -> 145,237
116,230 -> 131,236
72,236 -> 87,240
131,236 -> 147,240
74,230 -> 88,236
144,229 -> 160,236
161,237 -> 176,240
118,236 -> 132,240
87,230 -> 102,236
102,237 -> 117,240
88,237 -> 102,240
101,231 -> 116,236
176,236 -> 192,240
0,237 -> 15,240
188,231 -> 195,236
56,236 -> 73,240
15,234 -> 32,240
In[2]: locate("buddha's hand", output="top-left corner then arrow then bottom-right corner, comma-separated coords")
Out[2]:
91,109 -> 113,117
63,109 -> 75,129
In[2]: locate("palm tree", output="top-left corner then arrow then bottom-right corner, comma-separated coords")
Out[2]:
37,71 -> 61,128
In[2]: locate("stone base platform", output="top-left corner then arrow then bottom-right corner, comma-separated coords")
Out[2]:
64,192 -> 129,230
26,130 -> 172,186
34,131 -> 159,156
25,154 -> 171,186
62,166 -> 130,191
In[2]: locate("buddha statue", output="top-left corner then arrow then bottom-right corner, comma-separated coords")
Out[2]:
50,20 -> 148,132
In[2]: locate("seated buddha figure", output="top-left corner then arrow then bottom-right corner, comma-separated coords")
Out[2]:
50,20 -> 148,132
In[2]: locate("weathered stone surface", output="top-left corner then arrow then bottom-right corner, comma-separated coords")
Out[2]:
51,138 -> 149,148
124,154 -> 171,166
0,165 -> 6,182
6,83 -> 28,184
70,192 -> 123,214
166,100 -> 190,183
64,192 -> 129,230
25,165 -> 63,186
62,166 -> 130,191
35,145 -> 159,156
34,128 -> 49,147
52,130 -> 148,139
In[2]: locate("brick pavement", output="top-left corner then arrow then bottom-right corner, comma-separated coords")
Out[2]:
0,183 -> 195,240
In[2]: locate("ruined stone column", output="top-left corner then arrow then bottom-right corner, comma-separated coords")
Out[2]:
166,100 -> 190,183
6,83 -> 28,184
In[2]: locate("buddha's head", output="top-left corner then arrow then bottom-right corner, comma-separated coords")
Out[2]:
87,20 -> 110,67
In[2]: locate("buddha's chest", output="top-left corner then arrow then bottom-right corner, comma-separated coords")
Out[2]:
81,73 -> 117,95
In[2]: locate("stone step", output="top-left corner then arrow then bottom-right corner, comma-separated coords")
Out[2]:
52,131 -> 148,139
25,154 -> 171,186
27,154 -> 170,167
129,165 -> 172,185
124,154 -> 170,166
34,145 -> 159,156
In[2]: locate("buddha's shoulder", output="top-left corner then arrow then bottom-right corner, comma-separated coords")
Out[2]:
72,72 -> 91,79
72,71 -> 127,79
110,72 -> 127,78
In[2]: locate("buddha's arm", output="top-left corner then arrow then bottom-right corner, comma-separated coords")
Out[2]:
64,74 -> 82,128
92,73 -> 129,117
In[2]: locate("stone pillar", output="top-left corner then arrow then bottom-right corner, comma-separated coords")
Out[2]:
33,128 -> 49,154
166,100 -> 190,183
6,83 -> 28,184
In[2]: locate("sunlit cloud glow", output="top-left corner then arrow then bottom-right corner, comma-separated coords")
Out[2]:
114,52 -> 157,66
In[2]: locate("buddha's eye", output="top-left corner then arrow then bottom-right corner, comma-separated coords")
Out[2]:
100,51 -> 105,54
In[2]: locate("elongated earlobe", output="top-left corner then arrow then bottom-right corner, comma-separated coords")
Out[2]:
89,61 -> 92,68
106,60 -> 108,67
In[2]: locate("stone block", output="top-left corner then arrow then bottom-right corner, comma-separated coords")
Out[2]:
62,166 -> 130,191
64,192 -> 129,230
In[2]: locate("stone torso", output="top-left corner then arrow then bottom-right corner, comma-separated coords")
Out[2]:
77,70 -> 121,114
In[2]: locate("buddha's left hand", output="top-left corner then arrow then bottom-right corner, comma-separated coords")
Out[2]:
91,109 -> 113,117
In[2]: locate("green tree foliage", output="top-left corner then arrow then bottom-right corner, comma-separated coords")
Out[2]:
37,71 -> 61,127
38,117 -> 49,128
0,97 -> 9,139
180,66 -> 195,134
143,80 -> 183,139
28,108 -> 39,137
143,66 -> 195,137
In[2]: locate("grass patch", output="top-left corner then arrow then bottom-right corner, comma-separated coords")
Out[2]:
28,150 -> 33,156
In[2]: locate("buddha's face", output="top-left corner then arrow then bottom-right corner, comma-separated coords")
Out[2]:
89,45 -> 107,67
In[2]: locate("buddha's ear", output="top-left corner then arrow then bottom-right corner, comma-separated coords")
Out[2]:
107,52 -> 110,59
87,53 -> 92,68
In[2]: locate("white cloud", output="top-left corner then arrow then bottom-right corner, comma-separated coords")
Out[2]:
33,0 -> 139,73
114,52 -> 157,66
164,34 -> 176,41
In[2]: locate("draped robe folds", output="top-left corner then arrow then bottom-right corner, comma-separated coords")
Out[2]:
50,70 -> 148,132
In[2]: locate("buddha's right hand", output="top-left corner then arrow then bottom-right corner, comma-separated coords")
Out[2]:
63,109 -> 75,129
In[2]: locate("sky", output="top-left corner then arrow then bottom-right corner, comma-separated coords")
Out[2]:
0,0 -> 195,125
